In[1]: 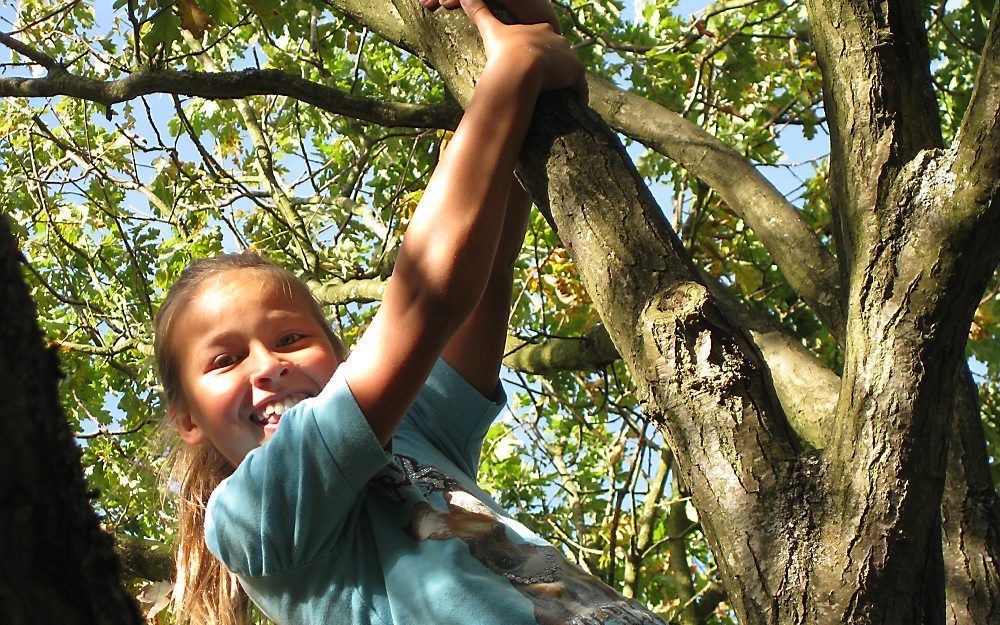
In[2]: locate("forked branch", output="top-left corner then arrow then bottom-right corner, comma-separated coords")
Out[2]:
589,77 -> 845,341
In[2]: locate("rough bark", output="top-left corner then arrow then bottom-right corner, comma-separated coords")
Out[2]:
0,215 -> 142,625
794,0 -> 999,620
804,0 -> 942,271
312,2 -> 1000,623
809,148 -> 998,623
942,365 -> 1000,625
588,77 -> 846,341
709,278 -> 1000,624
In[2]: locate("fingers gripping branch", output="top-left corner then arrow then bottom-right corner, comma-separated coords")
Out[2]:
461,0 -> 494,27
421,0 -> 561,33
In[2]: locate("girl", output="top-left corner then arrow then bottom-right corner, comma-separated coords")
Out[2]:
155,0 -> 664,623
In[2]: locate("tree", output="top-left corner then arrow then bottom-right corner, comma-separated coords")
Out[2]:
0,215 -> 143,623
1,0 -> 998,623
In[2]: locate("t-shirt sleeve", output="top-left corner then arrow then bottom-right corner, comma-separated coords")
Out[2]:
395,357 -> 507,479
204,366 -> 390,578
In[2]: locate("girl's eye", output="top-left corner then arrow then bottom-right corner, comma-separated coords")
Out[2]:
212,354 -> 237,370
277,333 -> 304,347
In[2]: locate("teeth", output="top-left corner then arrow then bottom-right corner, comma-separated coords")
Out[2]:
252,394 -> 307,425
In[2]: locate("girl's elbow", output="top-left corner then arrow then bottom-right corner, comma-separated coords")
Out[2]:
425,282 -> 482,326
393,253 -> 486,325
405,273 -> 481,329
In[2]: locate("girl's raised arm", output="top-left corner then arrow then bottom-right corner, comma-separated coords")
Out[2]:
440,175 -> 531,397
341,0 -> 584,444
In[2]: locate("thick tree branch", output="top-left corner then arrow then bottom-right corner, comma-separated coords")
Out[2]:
0,63 -> 460,130
819,143 -> 999,623
796,1 -> 1000,618
942,364 -> 1000,625
510,263 -> 842,449
0,214 -> 143,623
955,0 -> 1000,197
804,0 -> 942,267
588,77 -> 846,342
503,325 -> 619,375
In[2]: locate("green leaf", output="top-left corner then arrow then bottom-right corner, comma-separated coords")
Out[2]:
142,10 -> 181,50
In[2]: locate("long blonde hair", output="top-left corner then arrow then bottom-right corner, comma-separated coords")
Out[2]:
154,252 -> 346,625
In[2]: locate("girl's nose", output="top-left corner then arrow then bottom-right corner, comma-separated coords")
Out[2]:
250,350 -> 289,388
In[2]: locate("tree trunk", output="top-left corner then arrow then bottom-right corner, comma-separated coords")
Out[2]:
0,214 -> 142,625
323,2 -> 1000,622
942,365 -> 1000,624
343,2 -> 998,622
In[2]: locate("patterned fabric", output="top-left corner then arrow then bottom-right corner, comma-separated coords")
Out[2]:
206,358 -> 665,625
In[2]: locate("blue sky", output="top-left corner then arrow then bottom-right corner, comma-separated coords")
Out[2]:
619,0 -> 829,220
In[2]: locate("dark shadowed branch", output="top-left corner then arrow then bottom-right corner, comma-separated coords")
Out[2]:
0,214 -> 143,623
114,534 -> 174,583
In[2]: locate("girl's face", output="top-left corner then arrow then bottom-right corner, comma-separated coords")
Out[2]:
170,270 -> 340,466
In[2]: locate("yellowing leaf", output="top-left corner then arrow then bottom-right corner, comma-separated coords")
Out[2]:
177,0 -> 215,38
241,0 -> 280,20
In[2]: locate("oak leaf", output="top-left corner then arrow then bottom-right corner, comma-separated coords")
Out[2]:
178,0 -> 215,38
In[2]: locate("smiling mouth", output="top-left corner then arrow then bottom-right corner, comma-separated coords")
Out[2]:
250,393 -> 310,427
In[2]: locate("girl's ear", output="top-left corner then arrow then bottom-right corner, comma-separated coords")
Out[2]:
170,403 -> 204,445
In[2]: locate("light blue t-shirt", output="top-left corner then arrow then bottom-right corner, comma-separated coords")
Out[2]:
205,359 -> 665,625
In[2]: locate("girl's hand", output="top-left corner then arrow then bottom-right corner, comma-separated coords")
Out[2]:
344,0 -> 582,447
421,0 -> 561,33
457,0 -> 587,99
